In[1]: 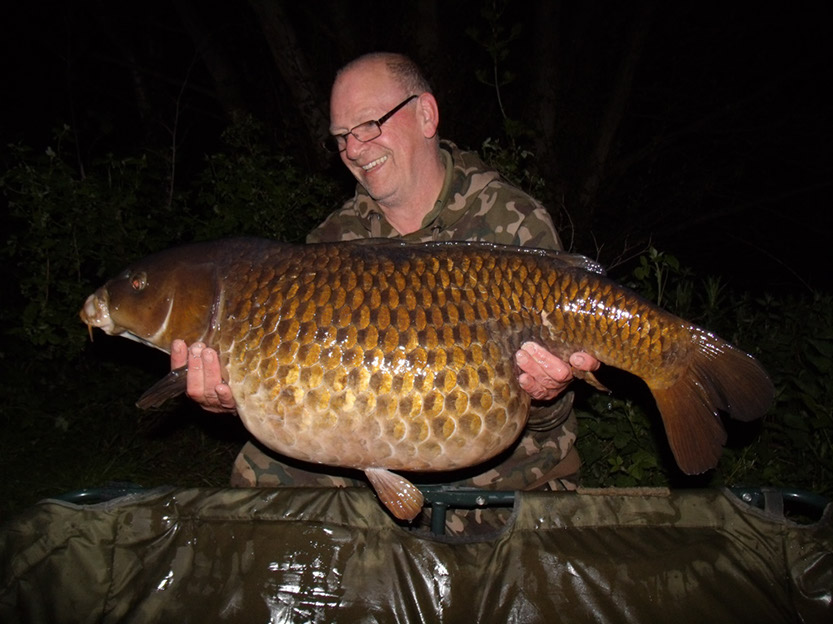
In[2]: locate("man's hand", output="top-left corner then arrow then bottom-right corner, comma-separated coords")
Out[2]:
171,339 -> 237,413
515,342 -> 600,401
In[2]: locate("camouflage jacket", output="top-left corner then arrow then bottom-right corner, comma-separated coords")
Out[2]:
307,140 -> 563,250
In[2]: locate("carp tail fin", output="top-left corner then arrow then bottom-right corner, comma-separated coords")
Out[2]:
651,329 -> 773,475
365,468 -> 424,522
136,366 -> 188,409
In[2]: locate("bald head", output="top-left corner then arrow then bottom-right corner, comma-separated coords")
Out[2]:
335,53 -> 432,99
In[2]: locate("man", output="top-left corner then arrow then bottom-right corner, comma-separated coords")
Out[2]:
174,52 -> 599,505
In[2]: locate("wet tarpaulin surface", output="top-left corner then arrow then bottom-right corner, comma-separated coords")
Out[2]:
1,487 -> 831,623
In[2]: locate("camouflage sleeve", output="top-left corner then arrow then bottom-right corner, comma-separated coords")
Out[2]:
469,184 -> 563,251
507,203 -> 563,250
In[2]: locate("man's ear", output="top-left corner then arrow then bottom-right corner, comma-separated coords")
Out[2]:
417,93 -> 440,139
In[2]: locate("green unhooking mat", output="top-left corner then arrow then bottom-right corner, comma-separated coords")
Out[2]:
1,487 -> 831,623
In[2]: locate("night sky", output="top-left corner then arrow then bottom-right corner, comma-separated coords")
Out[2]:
2,1 -> 831,293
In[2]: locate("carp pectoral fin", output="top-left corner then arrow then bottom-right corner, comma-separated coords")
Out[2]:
364,468 -> 424,521
135,366 -> 188,409
651,330 -> 774,475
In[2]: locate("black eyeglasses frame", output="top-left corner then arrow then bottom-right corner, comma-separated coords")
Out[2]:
322,94 -> 419,154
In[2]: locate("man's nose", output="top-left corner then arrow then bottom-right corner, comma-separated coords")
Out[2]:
343,133 -> 366,159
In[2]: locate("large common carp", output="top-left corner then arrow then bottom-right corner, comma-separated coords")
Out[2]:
80,238 -> 773,520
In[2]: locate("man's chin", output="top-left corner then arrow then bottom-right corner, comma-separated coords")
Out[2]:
362,181 -> 393,204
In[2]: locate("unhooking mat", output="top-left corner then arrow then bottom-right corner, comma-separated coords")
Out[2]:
1,487 -> 831,623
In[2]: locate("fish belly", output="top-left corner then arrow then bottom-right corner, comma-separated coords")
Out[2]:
226,327 -> 531,472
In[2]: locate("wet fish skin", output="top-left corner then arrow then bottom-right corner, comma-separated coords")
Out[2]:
80,238 -> 773,520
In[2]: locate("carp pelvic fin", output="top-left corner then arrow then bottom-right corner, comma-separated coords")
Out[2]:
364,468 -> 424,522
136,366 -> 189,409
651,329 -> 774,475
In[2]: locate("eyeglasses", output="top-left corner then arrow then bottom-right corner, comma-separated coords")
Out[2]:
322,94 -> 418,153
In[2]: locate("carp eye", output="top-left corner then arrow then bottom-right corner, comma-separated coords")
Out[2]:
130,271 -> 148,291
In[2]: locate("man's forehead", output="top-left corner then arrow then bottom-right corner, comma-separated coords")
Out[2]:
335,61 -> 398,98
330,64 -> 406,127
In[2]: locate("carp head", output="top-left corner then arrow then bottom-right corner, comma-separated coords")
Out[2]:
80,245 -> 221,353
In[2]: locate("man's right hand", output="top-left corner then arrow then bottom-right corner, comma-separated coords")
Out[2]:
171,339 -> 237,413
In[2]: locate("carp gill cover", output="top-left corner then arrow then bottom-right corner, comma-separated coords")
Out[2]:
80,238 -> 773,520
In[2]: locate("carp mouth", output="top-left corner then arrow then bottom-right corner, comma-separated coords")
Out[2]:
80,291 -> 118,339
80,290 -> 139,343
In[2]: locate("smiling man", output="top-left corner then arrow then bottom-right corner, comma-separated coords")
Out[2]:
173,53 -> 599,522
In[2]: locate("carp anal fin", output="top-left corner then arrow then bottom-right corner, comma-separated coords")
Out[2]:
572,368 -> 610,393
136,366 -> 188,409
651,329 -> 774,475
365,468 -> 424,521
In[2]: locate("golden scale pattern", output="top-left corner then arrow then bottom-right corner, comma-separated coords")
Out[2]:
214,243 -> 692,472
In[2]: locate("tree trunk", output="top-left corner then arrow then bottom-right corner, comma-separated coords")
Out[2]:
578,3 -> 654,219
529,1 -> 566,241
247,0 -> 330,168
172,0 -> 247,120
413,0 -> 443,88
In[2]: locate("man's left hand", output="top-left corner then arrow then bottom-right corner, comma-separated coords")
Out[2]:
515,342 -> 600,401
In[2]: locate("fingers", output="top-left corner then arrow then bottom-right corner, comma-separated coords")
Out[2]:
569,351 -> 601,372
213,381 -> 236,411
171,339 -> 188,369
184,342 -> 237,413
199,348 -> 225,396
184,342 -> 207,400
516,342 -> 572,400
515,343 -> 601,401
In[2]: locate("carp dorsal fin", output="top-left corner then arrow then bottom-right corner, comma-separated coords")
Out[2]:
135,366 -> 188,409
340,239 -> 607,276
364,468 -> 424,521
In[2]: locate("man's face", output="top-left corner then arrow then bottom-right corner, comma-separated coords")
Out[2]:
329,62 -> 423,208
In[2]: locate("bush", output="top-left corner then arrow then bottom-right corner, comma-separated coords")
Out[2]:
189,115 -> 337,243
1,117 -> 338,362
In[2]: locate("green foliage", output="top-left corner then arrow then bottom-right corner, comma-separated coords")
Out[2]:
190,115 -> 337,243
468,0 -> 551,212
1,126 -> 181,360
576,394 -> 668,487
630,246 -> 691,311
714,292 -> 833,496
467,0 -> 528,143
1,116 -> 338,363
479,136 -> 547,200
466,0 -> 522,93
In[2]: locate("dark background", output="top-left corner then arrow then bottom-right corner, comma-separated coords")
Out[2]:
2,1 -> 830,292
1,1 -> 831,520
